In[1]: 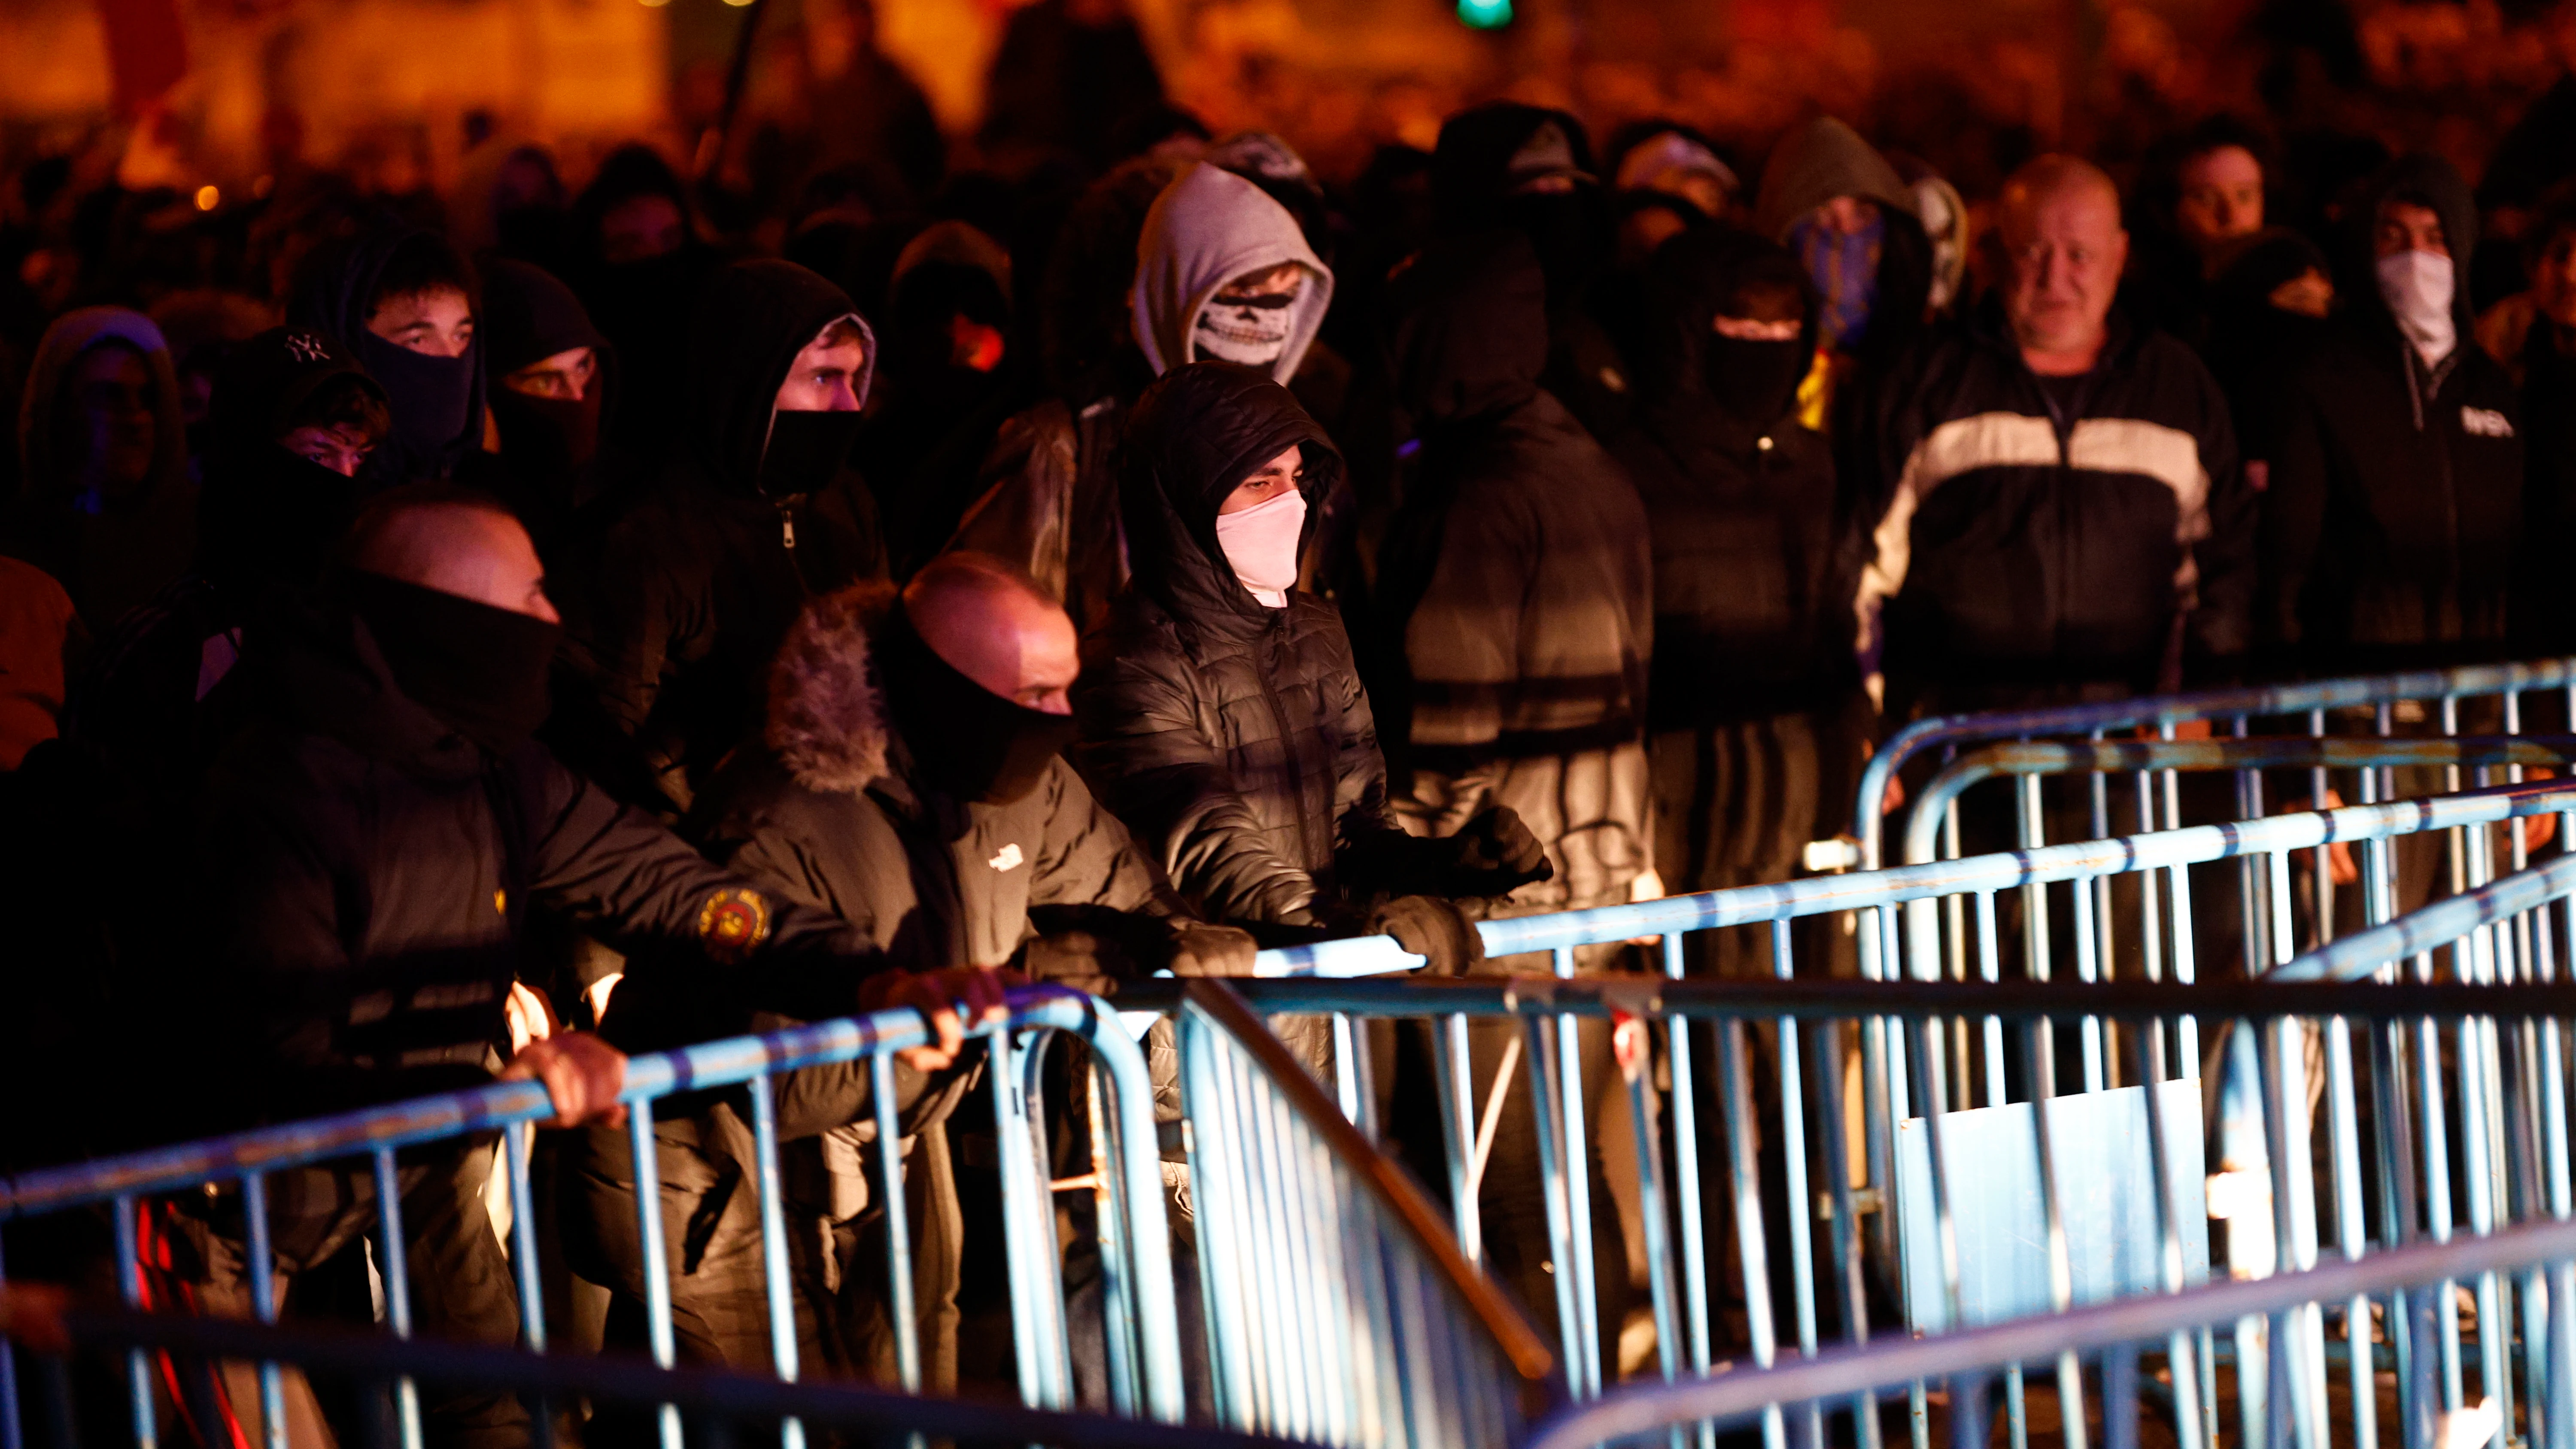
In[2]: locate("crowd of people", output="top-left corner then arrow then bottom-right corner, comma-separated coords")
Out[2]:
5,33 -> 2576,1440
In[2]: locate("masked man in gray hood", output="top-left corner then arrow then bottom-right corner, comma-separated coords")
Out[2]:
951,161 -> 1334,633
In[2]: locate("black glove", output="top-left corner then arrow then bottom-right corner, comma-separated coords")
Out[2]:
1367,894 -> 1486,976
1016,930 -> 1130,997
1162,921 -> 1258,977
1445,806 -> 1553,897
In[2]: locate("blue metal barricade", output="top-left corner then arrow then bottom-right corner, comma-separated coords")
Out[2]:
0,985 -> 1181,1449
0,1289 -> 1309,1449
1179,778 -> 2576,1448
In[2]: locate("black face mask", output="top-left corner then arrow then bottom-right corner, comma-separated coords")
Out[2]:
1504,192 -> 1607,301
757,409 -> 864,499
343,571 -> 562,754
491,386 -> 604,494
1705,335 -> 1807,428
876,612 -> 1077,805
355,333 -> 477,456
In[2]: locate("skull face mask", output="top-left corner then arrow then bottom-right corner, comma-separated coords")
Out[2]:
1193,264 -> 1304,369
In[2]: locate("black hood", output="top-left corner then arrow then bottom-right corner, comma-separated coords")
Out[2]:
285,214 -> 486,485
1115,361 -> 1342,638
197,327 -> 386,588
1431,102 -> 1595,228
1633,227 -> 1820,431
681,259 -> 877,498
1382,229 -> 1549,428
2334,152 -> 2479,341
479,258 -> 608,377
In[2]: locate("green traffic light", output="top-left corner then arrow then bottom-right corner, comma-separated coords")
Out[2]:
1458,0 -> 1511,28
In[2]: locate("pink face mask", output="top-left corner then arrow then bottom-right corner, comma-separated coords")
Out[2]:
1213,487 -> 1307,607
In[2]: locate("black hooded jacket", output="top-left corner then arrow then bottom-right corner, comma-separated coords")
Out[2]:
286,218 -> 487,489
1612,229 -> 1864,729
1070,364 -> 1415,928
2259,154 -> 2526,671
173,587 -> 874,1130
557,260 -> 887,813
1852,298 -> 2252,711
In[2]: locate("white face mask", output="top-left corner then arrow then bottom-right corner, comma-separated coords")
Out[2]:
1213,486 -> 1307,607
1194,279 -> 1300,368
2376,249 -> 2457,367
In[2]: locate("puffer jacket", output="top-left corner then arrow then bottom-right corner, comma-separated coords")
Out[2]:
556,260 -> 888,813
1071,363 -> 1416,929
2259,154 -> 2526,673
1378,232 -> 1655,913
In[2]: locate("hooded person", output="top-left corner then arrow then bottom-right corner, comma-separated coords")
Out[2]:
1751,116 -> 1933,434
556,259 -> 886,815
951,162 -> 1334,633
856,221 -> 1018,572
571,554 -> 1251,1400
285,218 -> 488,490
567,144 -> 721,460
1070,362 -> 1548,969
2259,152 -> 2524,677
449,138 -> 567,273
1612,228 -> 1870,978
1430,103 -> 1636,443
1372,234 -> 1645,1374
478,257 -> 617,545
71,327 -> 392,800
9,306 -> 195,632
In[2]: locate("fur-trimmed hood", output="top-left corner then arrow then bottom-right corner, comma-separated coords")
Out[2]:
766,583 -> 896,794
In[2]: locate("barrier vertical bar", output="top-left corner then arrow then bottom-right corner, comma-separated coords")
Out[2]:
1661,933 -> 1716,1449
1772,919 -> 1826,1449
1433,1014 -> 1483,1264
625,1100 -> 682,1449
112,1195 -> 152,1449
370,1148 -> 422,1449
741,1070 -> 807,1449
241,1172 -> 288,1449
1716,1016 -> 1786,1449
1553,945 -> 1603,1397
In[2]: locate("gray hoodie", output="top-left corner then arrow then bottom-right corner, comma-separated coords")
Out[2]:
1130,163 -> 1334,384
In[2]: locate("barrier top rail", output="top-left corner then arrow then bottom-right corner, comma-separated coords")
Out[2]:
2273,844 -> 2576,982
0,984 -> 1116,1221
0,1294 -> 1315,1449
1247,777 -> 2576,978
1517,1211 -> 2576,1449
1851,656 -> 2576,866
1898,732 -> 2576,866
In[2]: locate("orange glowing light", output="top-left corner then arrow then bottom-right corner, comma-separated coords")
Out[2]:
194,185 -> 219,211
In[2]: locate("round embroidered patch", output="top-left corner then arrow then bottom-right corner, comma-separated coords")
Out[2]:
696,887 -> 773,964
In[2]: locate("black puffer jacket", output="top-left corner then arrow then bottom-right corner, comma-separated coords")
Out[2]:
179,589 -> 874,1131
1071,364 -> 1415,928
2259,154 -> 2526,672
1615,228 -> 1866,731
1379,232 -> 1653,913
558,260 -> 888,812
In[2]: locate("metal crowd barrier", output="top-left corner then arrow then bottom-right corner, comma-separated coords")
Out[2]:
1852,659 -> 2576,874
1207,779 -> 2576,1440
0,1291 -> 1305,1449
1171,980 -> 1554,1447
0,987 -> 1183,1449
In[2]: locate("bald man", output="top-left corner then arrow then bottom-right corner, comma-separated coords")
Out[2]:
175,486 -> 1003,1449
567,550 -> 1249,1395
1852,152 -> 2254,722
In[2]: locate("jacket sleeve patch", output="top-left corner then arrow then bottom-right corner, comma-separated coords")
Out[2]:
696,886 -> 774,964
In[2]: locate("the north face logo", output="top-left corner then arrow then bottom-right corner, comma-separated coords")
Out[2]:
2462,406 -> 2515,438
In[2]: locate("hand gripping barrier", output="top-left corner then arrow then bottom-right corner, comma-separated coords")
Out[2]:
1198,779 -> 2576,1449
0,986 -> 1179,1449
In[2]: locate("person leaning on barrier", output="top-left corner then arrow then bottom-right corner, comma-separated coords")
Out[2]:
165,485 -> 995,1449
564,550 -> 1251,1408
1069,362 -> 1552,984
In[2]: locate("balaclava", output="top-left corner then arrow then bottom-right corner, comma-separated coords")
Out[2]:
343,569 -> 562,754
875,604 -> 1077,803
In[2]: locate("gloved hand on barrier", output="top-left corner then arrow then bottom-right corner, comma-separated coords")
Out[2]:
1440,807 -> 1554,899
1366,894 -> 1487,976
